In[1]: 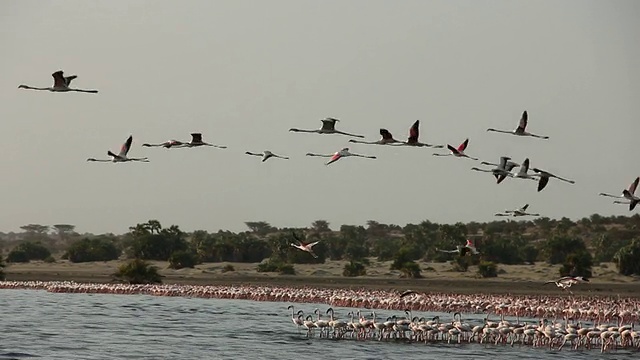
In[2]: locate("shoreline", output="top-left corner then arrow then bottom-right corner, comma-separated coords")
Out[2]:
4,259 -> 640,297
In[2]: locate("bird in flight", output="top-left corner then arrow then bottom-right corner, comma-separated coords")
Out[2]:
349,128 -> 404,145
495,204 -> 540,217
432,138 -> 478,160
532,167 -> 575,192
289,117 -> 365,138
245,150 -> 289,162
306,147 -> 377,166
19,70 -> 98,93
183,133 -> 227,149
290,231 -> 320,258
543,276 -> 589,294
471,156 -> 518,184
388,120 -> 444,148
142,140 -> 186,149
437,239 -> 480,257
600,176 -> 640,211
486,110 -> 549,139
87,135 -> 149,163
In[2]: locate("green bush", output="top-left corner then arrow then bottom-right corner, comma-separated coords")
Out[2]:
560,250 -> 593,278
65,238 -> 120,263
6,249 -> 29,263
7,242 -> 51,263
451,256 -> 470,272
0,253 -> 6,280
478,261 -> 498,278
614,239 -> 640,276
398,261 -> 422,278
168,250 -> 197,269
222,264 -> 235,273
112,259 -> 163,284
343,261 -> 367,277
44,255 -> 56,263
256,259 -> 296,275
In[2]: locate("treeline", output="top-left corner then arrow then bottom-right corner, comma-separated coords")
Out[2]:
1,215 -> 640,283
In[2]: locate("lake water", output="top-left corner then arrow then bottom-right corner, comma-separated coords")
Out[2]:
0,289 -> 631,359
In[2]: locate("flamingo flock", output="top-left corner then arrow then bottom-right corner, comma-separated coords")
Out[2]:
17,71 -> 636,215
1,281 -> 639,352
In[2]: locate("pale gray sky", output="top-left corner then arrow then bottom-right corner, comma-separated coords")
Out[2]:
1,0 -> 638,234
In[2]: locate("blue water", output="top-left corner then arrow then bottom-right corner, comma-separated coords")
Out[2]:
0,290 -> 631,359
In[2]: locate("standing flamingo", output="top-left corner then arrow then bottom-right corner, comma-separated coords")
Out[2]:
306,147 -> 377,166
487,111 -> 549,139
289,117 -> 365,138
532,167 -> 575,192
245,150 -> 289,162
87,135 -> 149,163
432,138 -> 478,160
349,128 -> 403,145
18,70 -> 98,93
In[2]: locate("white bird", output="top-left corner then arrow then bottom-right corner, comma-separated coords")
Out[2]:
289,117 -> 365,138
290,231 -> 320,258
437,239 -> 480,256
348,128 -> 404,145
18,70 -> 98,93
183,133 -> 227,149
432,138 -> 478,160
387,120 -> 444,148
471,156 -> 516,184
486,110 -> 549,139
544,276 -> 589,293
142,140 -> 186,149
87,135 -> 149,163
508,158 -> 540,181
600,177 -> 640,211
532,167 -> 575,192
245,151 -> 289,162
495,204 -> 540,217
306,147 -> 377,166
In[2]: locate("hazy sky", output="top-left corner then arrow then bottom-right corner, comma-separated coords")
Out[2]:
1,1 -> 639,235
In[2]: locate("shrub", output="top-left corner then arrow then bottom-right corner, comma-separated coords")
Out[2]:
0,253 -> 6,280
560,250 -> 593,278
44,255 -> 56,263
112,259 -> 163,284
451,256 -> 470,272
65,238 -> 120,263
614,239 -> 640,276
222,264 -> 235,273
6,249 -> 29,263
398,261 -> 422,278
478,261 -> 498,278
168,250 -> 197,270
343,261 -> 367,277
257,259 -> 296,275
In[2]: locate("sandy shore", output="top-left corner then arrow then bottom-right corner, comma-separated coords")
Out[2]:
4,258 -> 640,296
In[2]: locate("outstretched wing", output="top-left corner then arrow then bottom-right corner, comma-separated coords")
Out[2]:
306,241 -> 320,248
457,138 -> 469,152
437,249 -> 459,253
119,135 -> 133,157
380,128 -> 393,140
320,119 -> 337,131
191,133 -> 203,143
408,120 -> 419,143
517,111 -> 528,132
537,176 -> 549,192
629,177 -> 640,195
52,70 -> 66,87
399,290 -> 418,298
521,204 -> 529,211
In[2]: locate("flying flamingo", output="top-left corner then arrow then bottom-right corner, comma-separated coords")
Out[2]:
532,167 -> 575,192
142,140 -> 186,149
245,150 -> 289,162
486,111 -> 549,139
432,138 -> 478,160
507,158 -> 540,181
543,276 -> 589,294
18,70 -> 98,93
306,147 -> 377,166
87,135 -> 149,163
600,177 -> 640,210
290,231 -> 320,258
349,128 -> 403,145
470,156 -> 516,184
495,204 -> 540,217
289,117 -> 365,138
389,120 -> 444,148
437,239 -> 480,257
183,133 -> 227,149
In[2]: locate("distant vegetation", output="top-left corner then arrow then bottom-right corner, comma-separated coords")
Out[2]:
1,214 -> 640,282
0,252 -> 5,280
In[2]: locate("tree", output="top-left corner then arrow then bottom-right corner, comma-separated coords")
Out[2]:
478,261 -> 498,278
244,221 -> 274,236
614,239 -> 640,276
343,261 -> 366,277
20,224 -> 49,235
64,237 -> 120,263
169,250 -> 198,269
542,236 -> 587,264
7,242 -> 51,262
0,252 -> 6,280
311,220 -> 331,233
390,248 -> 422,278
560,250 -> 593,278
127,222 -> 188,261
113,259 -> 163,284
52,224 -> 76,243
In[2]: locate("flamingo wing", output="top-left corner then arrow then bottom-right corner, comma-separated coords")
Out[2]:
191,133 -> 203,143
517,111 -> 528,131
52,70 -> 66,87
327,152 -> 342,164
307,241 -> 320,248
521,158 -> 530,172
629,177 -> 639,195
446,144 -> 459,154
380,129 -> 393,140
457,138 -> 469,152
408,120 -> 419,143
119,136 -> 133,157
320,119 -> 337,131
521,204 -> 529,211
537,176 -> 549,192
